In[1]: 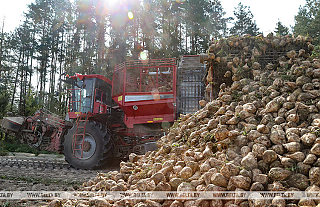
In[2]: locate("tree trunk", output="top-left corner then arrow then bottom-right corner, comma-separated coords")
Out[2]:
0,19 -> 4,77
11,51 -> 22,113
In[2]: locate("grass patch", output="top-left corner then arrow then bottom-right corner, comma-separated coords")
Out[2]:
0,140 -> 58,156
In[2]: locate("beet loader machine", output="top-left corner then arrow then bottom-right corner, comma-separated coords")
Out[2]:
1,56 -> 205,169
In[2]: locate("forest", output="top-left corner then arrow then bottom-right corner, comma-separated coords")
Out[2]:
0,0 -> 319,118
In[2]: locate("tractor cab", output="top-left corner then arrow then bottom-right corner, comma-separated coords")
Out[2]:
67,74 -> 113,119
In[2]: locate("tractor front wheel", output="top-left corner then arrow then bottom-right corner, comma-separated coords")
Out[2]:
63,121 -> 113,169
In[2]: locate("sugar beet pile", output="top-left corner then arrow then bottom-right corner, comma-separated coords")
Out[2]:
49,35 -> 320,207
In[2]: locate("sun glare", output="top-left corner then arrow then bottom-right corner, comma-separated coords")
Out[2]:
105,0 -> 121,8
139,50 -> 148,61
128,12 -> 134,19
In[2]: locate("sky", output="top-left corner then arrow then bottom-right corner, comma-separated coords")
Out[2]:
0,0 -> 308,34
220,0 -> 307,34
0,0 -> 34,33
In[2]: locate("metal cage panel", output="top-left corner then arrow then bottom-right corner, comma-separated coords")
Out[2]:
177,55 -> 206,115
112,58 -> 177,128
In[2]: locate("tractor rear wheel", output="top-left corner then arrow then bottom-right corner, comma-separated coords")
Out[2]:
63,121 -> 113,170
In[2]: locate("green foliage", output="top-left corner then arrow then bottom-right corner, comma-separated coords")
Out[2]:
183,0 -> 229,54
207,0 -> 231,39
2,0 -> 288,119
274,19 -> 290,36
293,0 -> 320,40
230,3 -> 260,36
0,130 -> 56,156
1,140 -> 56,156
0,84 -> 9,118
1,0 -> 233,117
24,89 -> 41,117
311,45 -> 320,58
0,143 -> 7,156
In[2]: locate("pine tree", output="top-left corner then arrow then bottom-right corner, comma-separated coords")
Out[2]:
185,0 -> 209,54
274,19 -> 289,36
0,21 -> 10,118
230,3 -> 260,36
139,0 -> 160,59
294,0 -> 320,41
207,0 -> 229,39
294,5 -> 313,36
2,0 -> 235,116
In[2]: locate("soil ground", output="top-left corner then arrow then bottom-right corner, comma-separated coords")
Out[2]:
0,153 -> 121,207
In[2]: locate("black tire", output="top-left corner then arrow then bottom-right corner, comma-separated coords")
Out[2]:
63,121 -> 113,170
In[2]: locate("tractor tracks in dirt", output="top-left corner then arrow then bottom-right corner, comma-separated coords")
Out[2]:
0,156 -> 69,170
0,154 -> 121,191
0,154 -> 120,206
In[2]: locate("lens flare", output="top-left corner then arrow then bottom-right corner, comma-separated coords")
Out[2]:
176,0 -> 186,3
128,12 -> 134,19
152,91 -> 160,101
139,50 -> 148,61
161,122 -> 171,129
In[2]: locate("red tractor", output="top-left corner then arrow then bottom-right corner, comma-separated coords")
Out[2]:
1,56 -> 205,169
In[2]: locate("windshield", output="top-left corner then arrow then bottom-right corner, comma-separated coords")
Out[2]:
72,78 -> 94,113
